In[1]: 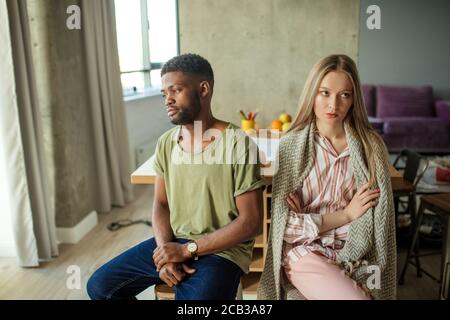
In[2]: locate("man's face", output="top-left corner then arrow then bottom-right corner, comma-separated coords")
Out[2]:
161,71 -> 201,125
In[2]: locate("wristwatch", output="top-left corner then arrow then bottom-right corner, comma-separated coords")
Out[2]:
186,240 -> 199,260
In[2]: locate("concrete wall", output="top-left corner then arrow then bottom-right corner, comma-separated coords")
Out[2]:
27,0 -> 173,228
178,0 -> 360,127
28,0 -> 97,228
358,0 -> 450,99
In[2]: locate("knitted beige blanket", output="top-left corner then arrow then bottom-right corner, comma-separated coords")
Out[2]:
257,121 -> 397,300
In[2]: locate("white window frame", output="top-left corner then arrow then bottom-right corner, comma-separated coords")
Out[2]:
117,0 -> 179,97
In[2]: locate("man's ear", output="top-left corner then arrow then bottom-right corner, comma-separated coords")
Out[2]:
199,80 -> 211,98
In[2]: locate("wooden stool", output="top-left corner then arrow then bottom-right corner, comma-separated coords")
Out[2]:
154,280 -> 244,300
399,193 -> 450,299
154,284 -> 175,300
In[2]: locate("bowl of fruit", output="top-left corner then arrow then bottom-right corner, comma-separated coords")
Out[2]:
271,112 -> 292,132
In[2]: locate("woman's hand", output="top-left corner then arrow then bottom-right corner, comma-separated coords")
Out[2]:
287,191 -> 302,213
344,182 -> 380,222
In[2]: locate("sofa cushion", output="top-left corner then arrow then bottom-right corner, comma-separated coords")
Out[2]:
368,117 -> 384,134
382,117 -> 448,135
376,85 -> 435,118
362,85 -> 376,117
435,100 -> 450,122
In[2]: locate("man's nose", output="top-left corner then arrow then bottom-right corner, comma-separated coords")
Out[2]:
165,94 -> 175,106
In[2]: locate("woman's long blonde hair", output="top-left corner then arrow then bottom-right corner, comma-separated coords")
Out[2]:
288,54 -> 387,186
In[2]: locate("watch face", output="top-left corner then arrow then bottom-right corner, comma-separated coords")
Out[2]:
187,242 -> 197,252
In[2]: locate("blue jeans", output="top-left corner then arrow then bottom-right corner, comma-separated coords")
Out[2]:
87,238 -> 244,300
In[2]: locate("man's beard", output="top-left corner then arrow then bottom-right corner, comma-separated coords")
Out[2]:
170,92 -> 202,125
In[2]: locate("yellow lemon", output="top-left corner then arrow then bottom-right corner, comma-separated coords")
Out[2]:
279,113 -> 292,124
282,122 -> 292,132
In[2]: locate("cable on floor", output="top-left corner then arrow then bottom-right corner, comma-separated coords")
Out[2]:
107,219 -> 152,231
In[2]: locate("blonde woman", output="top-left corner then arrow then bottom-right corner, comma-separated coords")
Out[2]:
258,54 -> 396,300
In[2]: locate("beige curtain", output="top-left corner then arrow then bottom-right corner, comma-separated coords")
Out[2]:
3,0 -> 58,266
81,0 -> 134,211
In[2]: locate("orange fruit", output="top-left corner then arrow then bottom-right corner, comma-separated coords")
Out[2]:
271,120 -> 283,131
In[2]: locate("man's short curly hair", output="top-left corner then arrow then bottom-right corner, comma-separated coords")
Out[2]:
161,53 -> 214,84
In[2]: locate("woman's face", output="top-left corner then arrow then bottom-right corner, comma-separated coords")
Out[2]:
314,71 -> 353,125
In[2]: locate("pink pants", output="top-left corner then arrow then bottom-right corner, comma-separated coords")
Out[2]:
284,252 -> 371,300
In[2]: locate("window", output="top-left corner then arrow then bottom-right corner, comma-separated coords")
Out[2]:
114,0 -> 178,96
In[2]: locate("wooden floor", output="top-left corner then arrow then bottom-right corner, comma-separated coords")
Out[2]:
0,185 -> 443,300
397,250 -> 441,299
0,185 -> 156,300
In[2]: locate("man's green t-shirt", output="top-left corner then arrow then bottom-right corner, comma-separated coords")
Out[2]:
153,122 -> 266,273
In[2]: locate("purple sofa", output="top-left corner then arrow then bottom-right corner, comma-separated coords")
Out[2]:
362,85 -> 450,153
